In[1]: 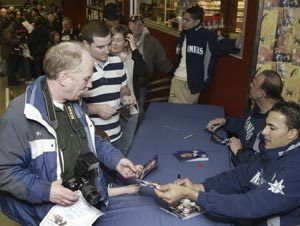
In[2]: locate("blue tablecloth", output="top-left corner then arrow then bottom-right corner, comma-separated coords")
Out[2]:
96,102 -> 232,226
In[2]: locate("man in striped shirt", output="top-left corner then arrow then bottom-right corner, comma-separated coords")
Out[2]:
82,20 -> 133,151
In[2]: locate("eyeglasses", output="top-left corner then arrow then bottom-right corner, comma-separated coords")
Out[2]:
211,132 -> 229,145
130,15 -> 144,23
206,126 -> 229,145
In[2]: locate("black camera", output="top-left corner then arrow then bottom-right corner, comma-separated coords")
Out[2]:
63,152 -> 101,206
11,47 -> 23,55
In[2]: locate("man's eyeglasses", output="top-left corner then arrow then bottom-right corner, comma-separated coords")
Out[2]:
206,125 -> 229,145
211,132 -> 229,145
129,14 -> 144,23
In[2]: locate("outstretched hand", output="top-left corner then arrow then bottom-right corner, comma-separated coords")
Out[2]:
116,158 -> 139,178
155,183 -> 196,204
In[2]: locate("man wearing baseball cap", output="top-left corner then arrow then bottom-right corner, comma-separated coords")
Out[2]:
128,14 -> 173,119
103,3 -> 126,29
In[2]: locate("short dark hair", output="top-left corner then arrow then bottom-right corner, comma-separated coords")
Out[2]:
185,5 -> 204,22
103,3 -> 119,21
260,70 -> 283,100
81,20 -> 110,44
33,16 -> 45,27
271,101 -> 300,131
46,10 -> 54,16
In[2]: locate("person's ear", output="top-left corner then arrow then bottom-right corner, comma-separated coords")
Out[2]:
287,128 -> 298,141
258,89 -> 266,98
82,40 -> 90,49
58,71 -> 69,86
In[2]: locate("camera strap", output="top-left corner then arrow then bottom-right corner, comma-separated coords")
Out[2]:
41,79 -> 89,175
41,79 -> 58,129
63,102 -> 87,140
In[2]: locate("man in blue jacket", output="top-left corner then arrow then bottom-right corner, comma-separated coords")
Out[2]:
207,69 -> 283,165
0,42 -> 140,225
156,101 -> 300,226
168,5 -> 217,104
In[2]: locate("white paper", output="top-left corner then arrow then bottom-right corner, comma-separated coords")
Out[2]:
21,21 -> 33,32
40,191 -> 104,226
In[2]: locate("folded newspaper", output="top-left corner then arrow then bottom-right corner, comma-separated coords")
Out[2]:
40,191 -> 103,226
21,21 -> 33,33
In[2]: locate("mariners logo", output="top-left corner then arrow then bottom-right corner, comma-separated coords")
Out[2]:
250,169 -> 265,186
268,179 -> 285,195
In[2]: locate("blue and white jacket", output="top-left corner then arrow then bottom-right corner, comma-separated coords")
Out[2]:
0,76 -> 123,225
174,26 -> 218,94
198,139 -> 300,226
225,106 -> 268,165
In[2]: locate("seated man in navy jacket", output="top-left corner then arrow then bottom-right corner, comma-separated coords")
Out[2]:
207,69 -> 283,165
156,101 -> 300,226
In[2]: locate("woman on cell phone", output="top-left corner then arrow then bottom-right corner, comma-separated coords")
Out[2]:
110,25 -> 149,154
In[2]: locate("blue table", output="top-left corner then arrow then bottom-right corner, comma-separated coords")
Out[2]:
97,102 -> 232,226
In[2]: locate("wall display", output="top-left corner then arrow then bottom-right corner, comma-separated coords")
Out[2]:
134,0 -> 247,56
86,0 -> 124,20
257,1 -> 300,103
135,0 -> 246,35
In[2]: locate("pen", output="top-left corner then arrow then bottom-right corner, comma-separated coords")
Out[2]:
162,125 -> 180,131
184,133 -> 194,139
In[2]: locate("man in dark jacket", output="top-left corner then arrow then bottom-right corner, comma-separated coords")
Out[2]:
156,101 -> 300,226
206,69 -> 283,165
168,5 -> 217,104
46,11 -> 61,32
128,14 -> 172,117
60,17 -> 80,41
27,15 -> 48,78
168,5 -> 237,104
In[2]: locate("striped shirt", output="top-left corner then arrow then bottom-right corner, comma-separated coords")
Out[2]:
83,54 -> 127,142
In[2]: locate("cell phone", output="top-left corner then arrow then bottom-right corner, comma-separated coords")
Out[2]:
114,103 -> 129,110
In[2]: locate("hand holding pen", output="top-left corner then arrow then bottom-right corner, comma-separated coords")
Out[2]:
175,178 -> 200,191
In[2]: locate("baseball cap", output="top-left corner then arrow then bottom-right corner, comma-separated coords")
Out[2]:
129,14 -> 144,23
103,3 -> 119,21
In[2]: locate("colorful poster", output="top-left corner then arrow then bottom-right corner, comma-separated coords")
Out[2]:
257,2 -> 300,102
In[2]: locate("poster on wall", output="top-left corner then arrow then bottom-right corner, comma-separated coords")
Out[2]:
257,2 -> 300,103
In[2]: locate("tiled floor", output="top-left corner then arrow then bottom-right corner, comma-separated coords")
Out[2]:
0,76 -> 26,226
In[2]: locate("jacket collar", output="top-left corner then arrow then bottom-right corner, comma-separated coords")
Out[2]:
249,106 -> 268,118
181,25 -> 203,35
261,139 -> 300,161
24,76 -> 88,141
25,76 -> 49,121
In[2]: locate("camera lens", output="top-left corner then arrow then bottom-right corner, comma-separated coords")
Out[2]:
81,183 -> 101,206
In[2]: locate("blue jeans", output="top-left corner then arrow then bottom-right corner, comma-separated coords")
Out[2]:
121,113 -> 139,155
138,86 -> 147,121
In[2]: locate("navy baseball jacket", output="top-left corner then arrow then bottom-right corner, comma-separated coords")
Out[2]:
225,106 -> 268,165
174,26 -> 218,94
198,139 -> 300,226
